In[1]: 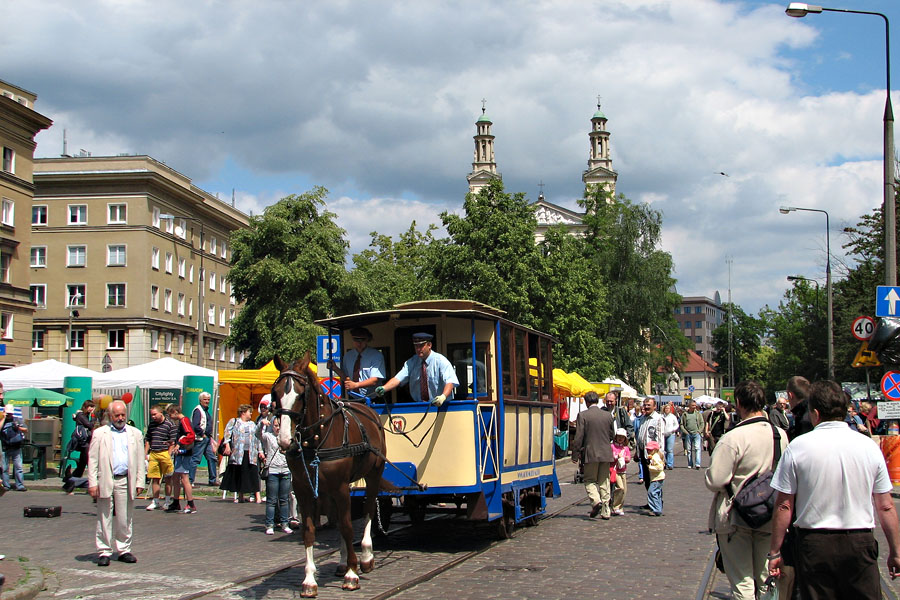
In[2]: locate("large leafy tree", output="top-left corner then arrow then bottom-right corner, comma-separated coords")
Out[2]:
762,282 -> 827,384
710,303 -> 766,387
580,187 -> 681,386
429,180 -> 544,328
226,188 -> 356,367
349,222 -> 437,311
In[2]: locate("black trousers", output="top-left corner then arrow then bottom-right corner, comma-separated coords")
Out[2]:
639,457 -> 651,491
795,528 -> 880,600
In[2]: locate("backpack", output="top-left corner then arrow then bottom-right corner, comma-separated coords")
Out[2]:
176,416 -> 195,453
1,422 -> 24,447
727,418 -> 782,529
71,424 -> 91,448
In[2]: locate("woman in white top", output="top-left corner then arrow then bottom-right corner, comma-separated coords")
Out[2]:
662,403 -> 680,470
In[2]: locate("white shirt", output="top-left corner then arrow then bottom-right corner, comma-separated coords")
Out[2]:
663,413 -> 680,436
771,421 -> 892,530
110,425 -> 129,476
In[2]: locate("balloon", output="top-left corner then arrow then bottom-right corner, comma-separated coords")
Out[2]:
122,392 -> 133,405
99,395 -> 113,409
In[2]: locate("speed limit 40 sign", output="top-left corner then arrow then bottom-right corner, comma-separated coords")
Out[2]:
852,316 -> 876,341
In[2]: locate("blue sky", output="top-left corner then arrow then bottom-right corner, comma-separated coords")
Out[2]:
2,0 -> 899,317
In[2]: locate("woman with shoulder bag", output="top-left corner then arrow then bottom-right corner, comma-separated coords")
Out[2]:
70,400 -> 96,479
219,404 -> 264,503
705,381 -> 789,600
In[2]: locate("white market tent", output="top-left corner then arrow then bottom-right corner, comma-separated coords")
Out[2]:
694,394 -> 725,408
93,357 -> 218,390
601,377 -> 640,398
0,359 -> 100,390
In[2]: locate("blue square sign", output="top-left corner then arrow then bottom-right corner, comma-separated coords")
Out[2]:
876,286 -> 900,317
316,334 -> 341,366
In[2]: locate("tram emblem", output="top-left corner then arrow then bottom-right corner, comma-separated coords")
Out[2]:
391,416 -> 407,433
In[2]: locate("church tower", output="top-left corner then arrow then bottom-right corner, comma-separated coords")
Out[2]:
466,101 -> 501,195
582,98 -> 617,196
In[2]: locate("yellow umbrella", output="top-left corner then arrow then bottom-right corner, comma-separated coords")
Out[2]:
568,372 -> 595,397
552,368 -> 574,395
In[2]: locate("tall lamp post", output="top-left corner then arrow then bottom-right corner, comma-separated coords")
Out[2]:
786,3 -> 895,286
786,275 -> 821,310
66,293 -> 81,365
160,214 -> 205,367
781,206 -> 833,379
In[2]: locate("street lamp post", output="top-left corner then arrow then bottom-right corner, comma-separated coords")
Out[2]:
160,214 -> 205,367
786,3 -> 895,286
66,301 -> 80,365
781,206 -> 833,379
786,274 -> 821,311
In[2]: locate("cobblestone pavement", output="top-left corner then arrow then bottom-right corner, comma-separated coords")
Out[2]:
2,452 -> 898,599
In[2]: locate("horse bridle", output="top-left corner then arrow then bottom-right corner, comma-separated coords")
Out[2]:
271,369 -> 312,425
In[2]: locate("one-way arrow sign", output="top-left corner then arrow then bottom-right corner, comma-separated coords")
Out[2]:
877,286 -> 900,317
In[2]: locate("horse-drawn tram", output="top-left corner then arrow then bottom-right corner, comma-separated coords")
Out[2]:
314,299 -> 561,538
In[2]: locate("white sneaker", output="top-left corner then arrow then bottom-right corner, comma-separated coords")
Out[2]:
282,526 -> 293,534
162,499 -> 172,510
265,528 -> 274,535
145,501 -> 158,511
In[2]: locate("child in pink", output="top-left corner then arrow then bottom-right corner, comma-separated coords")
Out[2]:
610,428 -> 631,516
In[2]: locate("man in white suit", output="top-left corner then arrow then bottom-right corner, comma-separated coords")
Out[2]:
88,400 -> 146,567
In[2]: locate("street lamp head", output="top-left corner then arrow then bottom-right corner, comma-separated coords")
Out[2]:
779,206 -> 796,214
785,3 -> 823,17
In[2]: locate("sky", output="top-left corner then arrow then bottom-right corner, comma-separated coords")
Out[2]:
2,0 -> 899,317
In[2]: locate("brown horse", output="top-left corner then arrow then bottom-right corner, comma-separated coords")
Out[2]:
271,354 -> 387,598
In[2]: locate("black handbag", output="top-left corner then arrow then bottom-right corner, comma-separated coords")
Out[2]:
727,418 -> 782,529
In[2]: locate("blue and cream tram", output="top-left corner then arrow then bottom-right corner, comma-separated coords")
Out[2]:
315,299 -> 561,537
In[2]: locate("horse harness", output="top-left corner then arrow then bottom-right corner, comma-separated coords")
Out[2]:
271,369 -> 375,463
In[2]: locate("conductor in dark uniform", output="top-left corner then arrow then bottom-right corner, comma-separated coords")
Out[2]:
571,391 -> 617,519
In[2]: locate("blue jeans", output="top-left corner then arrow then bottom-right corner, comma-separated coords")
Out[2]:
648,480 -> 664,515
265,472 -> 292,528
2,446 -> 24,490
686,432 -> 702,468
664,434 -> 676,469
189,436 -> 218,484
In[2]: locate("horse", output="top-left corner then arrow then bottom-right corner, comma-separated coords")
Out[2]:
271,354 -> 387,598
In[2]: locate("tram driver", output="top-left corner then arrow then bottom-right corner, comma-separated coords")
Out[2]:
376,332 -> 459,406
338,327 -> 386,400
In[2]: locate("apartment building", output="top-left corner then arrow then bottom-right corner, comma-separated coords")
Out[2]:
0,79 -> 52,367
674,293 -> 725,360
31,155 -> 248,371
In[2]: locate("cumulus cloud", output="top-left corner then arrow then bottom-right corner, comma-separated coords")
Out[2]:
2,0 -> 895,314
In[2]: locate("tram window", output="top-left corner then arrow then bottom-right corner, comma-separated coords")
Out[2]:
501,324 -> 512,397
448,343 -> 489,400
514,329 -> 527,400
539,338 -> 552,402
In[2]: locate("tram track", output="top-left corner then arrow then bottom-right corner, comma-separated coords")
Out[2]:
179,493 -> 588,600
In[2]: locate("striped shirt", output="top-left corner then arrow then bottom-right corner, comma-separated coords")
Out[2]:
145,418 -> 177,452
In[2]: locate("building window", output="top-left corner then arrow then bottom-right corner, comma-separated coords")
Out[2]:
152,207 -> 160,228
30,246 -> 47,267
151,330 -> 159,351
164,216 -> 174,234
695,335 -> 702,343
68,329 -> 85,350
1,198 -> 13,226
219,307 -> 226,326
229,308 -> 235,325
68,205 -> 87,225
220,276 -> 226,294
67,284 -> 85,307
229,346 -> 236,362
67,245 -> 86,267
150,285 -> 159,310
209,271 -> 216,291
178,257 -> 186,278
31,284 -> 46,308
107,245 -> 126,266
674,307 -> 681,314
219,344 -> 226,361
177,293 -> 185,316
32,205 -> 47,226
696,307 -> 703,314
685,376 -> 693,386
107,203 -> 126,224
209,341 -> 216,359
32,329 -> 44,351
695,320 -> 702,329
221,241 -> 227,259
239,351 -> 245,364
1,147 -> 13,173
165,252 -> 173,274
210,236 -> 217,255
107,283 -> 126,307
151,247 -> 160,270
176,218 -> 187,240
189,264 -> 194,283
164,332 -> 172,353
0,252 -> 10,283
189,298 -> 193,319
164,289 -> 172,313
0,312 -> 12,339
208,303 -> 215,325
107,329 -> 125,350
178,333 -> 185,354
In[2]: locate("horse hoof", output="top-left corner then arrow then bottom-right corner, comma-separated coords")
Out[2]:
360,559 -> 374,574
334,565 -> 348,577
342,577 -> 360,591
301,583 -> 318,598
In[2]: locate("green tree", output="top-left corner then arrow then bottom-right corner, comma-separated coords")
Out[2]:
762,282 -> 827,384
226,188 -> 355,367
349,222 -> 437,311
430,180 -> 544,328
580,187 -> 681,387
536,225 -> 612,380
710,303 -> 765,386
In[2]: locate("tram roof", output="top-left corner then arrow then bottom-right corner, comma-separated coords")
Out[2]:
315,299 -> 556,341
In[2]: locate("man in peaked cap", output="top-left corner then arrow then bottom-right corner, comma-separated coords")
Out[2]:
377,333 -> 458,406
339,327 -> 386,400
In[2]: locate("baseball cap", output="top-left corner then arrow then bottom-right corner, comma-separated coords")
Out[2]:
258,394 -> 271,408
615,428 -> 627,438
646,441 -> 660,451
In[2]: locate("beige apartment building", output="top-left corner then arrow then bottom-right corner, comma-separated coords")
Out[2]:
0,80 -> 52,367
31,155 -> 249,371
